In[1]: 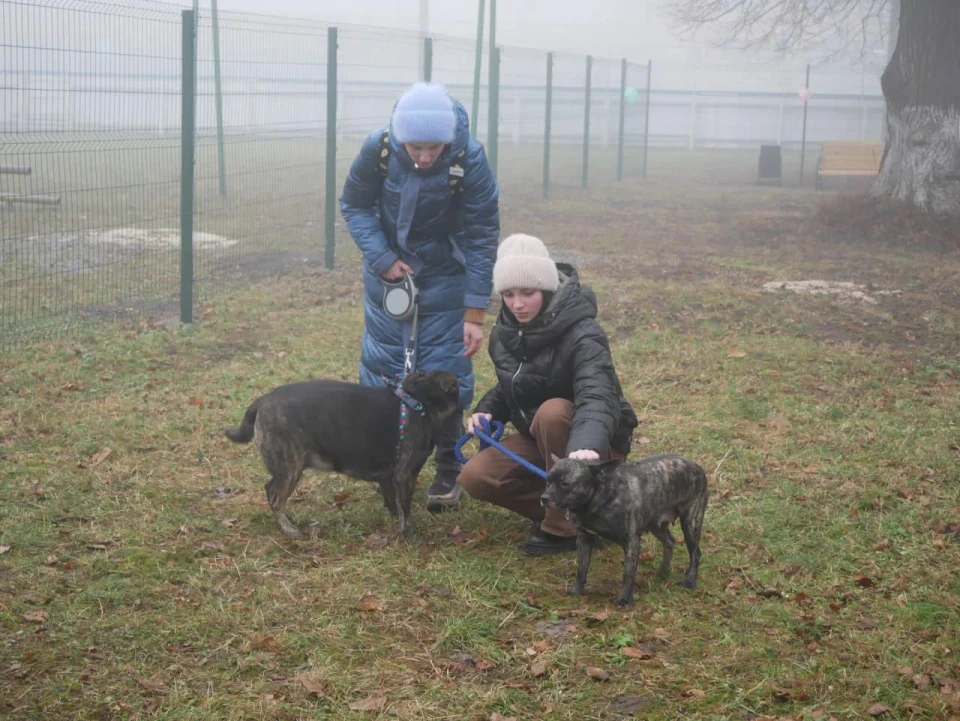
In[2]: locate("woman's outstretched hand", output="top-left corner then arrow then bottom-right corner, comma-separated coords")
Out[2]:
568,449 -> 600,461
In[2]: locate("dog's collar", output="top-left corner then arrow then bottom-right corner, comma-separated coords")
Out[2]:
381,375 -> 426,417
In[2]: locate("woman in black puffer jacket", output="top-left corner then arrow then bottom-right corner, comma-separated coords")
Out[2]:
457,234 -> 638,555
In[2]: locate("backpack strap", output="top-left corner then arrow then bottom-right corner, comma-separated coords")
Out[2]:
377,128 -> 466,197
376,129 -> 391,179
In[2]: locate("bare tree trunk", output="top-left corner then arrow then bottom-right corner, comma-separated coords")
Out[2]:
873,0 -> 960,217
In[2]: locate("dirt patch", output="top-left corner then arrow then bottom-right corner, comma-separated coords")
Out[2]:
761,280 -> 903,305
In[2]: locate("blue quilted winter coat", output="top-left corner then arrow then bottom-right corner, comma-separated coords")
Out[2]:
339,100 -> 500,410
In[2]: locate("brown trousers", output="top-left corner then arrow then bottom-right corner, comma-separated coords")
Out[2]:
457,398 -> 623,537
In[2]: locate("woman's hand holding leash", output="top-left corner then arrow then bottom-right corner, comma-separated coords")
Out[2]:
381,259 -> 414,281
467,412 -> 493,435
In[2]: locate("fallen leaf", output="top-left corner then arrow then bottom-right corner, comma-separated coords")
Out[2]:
898,666 -> 914,677
622,644 -> 655,660
682,689 -> 707,698
45,555 -> 57,565
357,592 -> 387,612
758,587 -> 784,599
363,533 -> 389,550
89,447 -> 112,467
855,617 -> 878,631
531,661 -> 548,678
220,518 -> 238,528
23,610 -> 48,624
348,695 -> 386,711
768,414 -> 792,431
0,545 -> 10,554
637,436 -> 652,445
913,673 -> 932,690
854,574 -> 875,588
332,492 -> 352,504
608,695 -> 652,716
61,382 -> 80,391
199,541 -> 224,552
533,640 -> 550,654
727,350 -> 747,358
490,714 -> 518,721
137,677 -> 168,694
86,543 -> 109,551
867,703 -> 890,716
298,675 -> 328,697
874,539 -> 893,551
890,575 -> 909,592
586,666 -> 610,681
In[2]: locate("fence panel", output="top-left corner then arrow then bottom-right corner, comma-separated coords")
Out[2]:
190,10 -> 330,289
1,0 -> 183,341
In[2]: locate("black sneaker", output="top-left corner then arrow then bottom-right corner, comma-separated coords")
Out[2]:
520,527 -> 578,556
426,472 -> 463,513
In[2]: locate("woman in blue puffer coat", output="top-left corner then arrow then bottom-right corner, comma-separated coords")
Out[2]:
339,82 -> 500,513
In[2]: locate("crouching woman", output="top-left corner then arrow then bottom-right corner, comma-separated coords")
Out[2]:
457,233 -> 639,554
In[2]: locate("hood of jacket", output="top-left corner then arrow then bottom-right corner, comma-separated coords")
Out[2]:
495,262 -> 597,357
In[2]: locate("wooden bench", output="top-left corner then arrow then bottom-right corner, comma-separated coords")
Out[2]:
815,141 -> 885,188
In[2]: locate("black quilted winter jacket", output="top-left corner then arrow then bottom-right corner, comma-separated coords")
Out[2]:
473,263 -> 639,456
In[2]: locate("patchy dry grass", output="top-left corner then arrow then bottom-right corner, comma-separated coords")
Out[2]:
2,174 -> 960,721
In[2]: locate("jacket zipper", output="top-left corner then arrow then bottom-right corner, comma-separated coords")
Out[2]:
511,330 -> 529,426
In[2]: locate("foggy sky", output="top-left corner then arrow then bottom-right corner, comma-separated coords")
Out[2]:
179,0 -> 673,62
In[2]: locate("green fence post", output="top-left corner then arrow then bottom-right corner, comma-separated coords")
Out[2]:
799,62 -> 811,185
211,0 -> 226,196
180,9 -> 197,325
488,46 -> 500,177
423,37 -> 433,82
325,27 -> 338,270
642,59 -> 652,178
542,51 -> 553,200
617,58 -> 626,182
471,0 -> 485,136
582,54 -> 592,188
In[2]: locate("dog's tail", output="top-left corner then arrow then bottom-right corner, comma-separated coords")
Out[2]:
225,400 -> 259,444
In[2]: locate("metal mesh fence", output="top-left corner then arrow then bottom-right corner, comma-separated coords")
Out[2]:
1,0 -> 184,340
0,0 -> 886,346
190,9 -> 330,288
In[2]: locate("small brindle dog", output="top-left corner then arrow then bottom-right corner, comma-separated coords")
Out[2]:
541,453 -> 709,606
225,370 -> 460,541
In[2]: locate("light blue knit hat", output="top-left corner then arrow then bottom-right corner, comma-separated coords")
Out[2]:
391,82 -> 457,144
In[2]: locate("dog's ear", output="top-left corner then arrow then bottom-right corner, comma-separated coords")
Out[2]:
549,452 -> 562,466
439,372 -> 459,394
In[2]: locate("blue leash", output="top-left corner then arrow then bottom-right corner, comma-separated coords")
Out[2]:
454,417 -> 549,480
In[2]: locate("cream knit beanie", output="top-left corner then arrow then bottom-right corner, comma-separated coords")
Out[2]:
492,233 -> 560,294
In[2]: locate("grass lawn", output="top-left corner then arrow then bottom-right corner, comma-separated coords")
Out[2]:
2,157 -> 959,720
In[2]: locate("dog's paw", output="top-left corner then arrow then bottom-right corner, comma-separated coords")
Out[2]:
679,578 -> 697,589
615,593 -> 635,607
